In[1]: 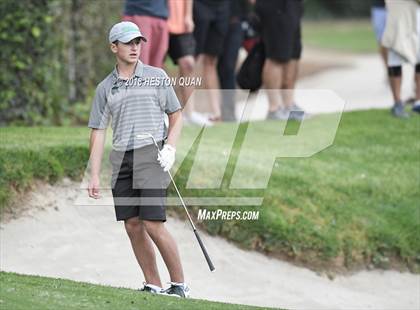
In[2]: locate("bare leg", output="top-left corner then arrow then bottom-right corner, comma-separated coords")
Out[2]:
281,59 -> 299,109
389,75 -> 402,103
262,58 -> 283,112
177,55 -> 196,114
124,217 -> 162,287
387,49 -> 402,103
200,54 -> 221,119
143,220 -> 184,283
413,69 -> 420,112
379,46 -> 388,68
387,65 -> 409,117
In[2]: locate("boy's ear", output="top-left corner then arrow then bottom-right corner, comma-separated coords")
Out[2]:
110,42 -> 118,54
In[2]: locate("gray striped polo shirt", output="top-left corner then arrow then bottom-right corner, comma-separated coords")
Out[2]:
88,61 -> 181,151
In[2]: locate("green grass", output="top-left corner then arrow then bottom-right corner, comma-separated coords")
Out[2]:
173,110 -> 420,271
0,272 -> 271,310
0,127 -> 92,208
302,20 -> 378,53
0,110 -> 419,271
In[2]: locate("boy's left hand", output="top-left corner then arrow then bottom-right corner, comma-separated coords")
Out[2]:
158,144 -> 176,172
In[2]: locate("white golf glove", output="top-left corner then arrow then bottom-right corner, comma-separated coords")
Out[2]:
157,144 -> 176,172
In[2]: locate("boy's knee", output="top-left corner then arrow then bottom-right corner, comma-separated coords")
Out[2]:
143,220 -> 164,235
124,217 -> 142,235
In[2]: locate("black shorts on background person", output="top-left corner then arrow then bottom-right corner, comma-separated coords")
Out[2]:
256,0 -> 305,121
256,0 -> 303,62
168,34 -> 196,64
193,0 -> 230,57
193,0 -> 231,121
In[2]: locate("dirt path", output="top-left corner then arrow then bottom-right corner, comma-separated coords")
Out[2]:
1,180 -> 419,309
234,48 -> 416,120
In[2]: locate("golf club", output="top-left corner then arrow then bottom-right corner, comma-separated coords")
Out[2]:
137,133 -> 215,272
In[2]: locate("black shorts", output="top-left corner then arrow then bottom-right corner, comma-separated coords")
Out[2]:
168,33 -> 196,63
256,0 -> 303,62
193,0 -> 230,56
110,143 -> 170,222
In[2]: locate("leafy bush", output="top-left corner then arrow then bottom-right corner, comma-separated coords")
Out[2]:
1,0 -> 122,126
0,0 -> 64,125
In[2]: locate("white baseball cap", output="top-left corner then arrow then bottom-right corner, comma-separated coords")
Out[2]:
109,21 -> 147,44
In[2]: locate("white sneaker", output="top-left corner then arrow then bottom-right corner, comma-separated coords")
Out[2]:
266,108 -> 289,120
412,100 -> 420,113
289,103 -> 305,121
184,111 -> 213,126
162,282 -> 191,298
139,283 -> 164,294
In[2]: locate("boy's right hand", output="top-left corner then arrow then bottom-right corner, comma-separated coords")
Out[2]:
88,175 -> 100,199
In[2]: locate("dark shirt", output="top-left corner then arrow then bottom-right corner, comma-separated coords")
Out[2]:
230,0 -> 251,19
124,0 -> 168,19
196,0 -> 230,8
256,0 -> 303,9
256,0 -> 303,18
372,0 -> 385,8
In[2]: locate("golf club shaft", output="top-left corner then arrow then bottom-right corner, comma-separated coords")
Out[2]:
167,171 -> 196,231
194,229 -> 215,272
167,171 -> 216,272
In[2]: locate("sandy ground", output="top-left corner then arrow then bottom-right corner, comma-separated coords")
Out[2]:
1,179 -> 419,310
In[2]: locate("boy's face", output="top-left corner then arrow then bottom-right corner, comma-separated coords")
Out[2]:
110,37 -> 142,64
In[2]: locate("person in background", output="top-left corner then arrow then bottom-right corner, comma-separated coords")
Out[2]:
193,0 -> 231,122
371,0 -> 388,67
256,0 -> 304,121
123,0 -> 169,68
382,0 -> 420,118
217,0 -> 252,122
167,0 -> 212,126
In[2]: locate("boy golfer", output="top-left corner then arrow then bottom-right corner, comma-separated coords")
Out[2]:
87,21 -> 189,297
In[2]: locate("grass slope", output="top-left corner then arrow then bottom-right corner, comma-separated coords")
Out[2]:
0,272 -> 273,310
302,20 -> 377,53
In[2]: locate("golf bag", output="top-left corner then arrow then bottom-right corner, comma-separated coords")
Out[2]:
236,41 -> 265,92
